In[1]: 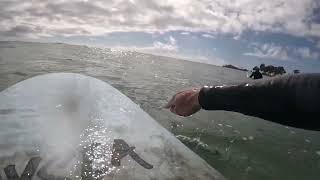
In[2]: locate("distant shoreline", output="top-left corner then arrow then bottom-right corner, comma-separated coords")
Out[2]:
0,40 -> 274,75
222,64 -> 248,72
0,40 -> 224,69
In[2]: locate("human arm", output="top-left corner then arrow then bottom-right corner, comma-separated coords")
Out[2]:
165,74 -> 320,131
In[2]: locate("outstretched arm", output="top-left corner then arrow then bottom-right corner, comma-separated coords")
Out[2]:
165,74 -> 320,131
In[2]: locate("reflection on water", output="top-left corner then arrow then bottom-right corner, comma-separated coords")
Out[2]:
1,41 -> 320,180
76,117 -> 116,179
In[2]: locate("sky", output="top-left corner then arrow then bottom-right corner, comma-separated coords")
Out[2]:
0,0 -> 320,72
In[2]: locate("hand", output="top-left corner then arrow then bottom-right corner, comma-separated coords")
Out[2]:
164,88 -> 201,117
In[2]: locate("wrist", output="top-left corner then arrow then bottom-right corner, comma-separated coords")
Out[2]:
192,88 -> 201,108
198,86 -> 214,110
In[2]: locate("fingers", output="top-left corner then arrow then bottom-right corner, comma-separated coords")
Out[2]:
170,104 -> 176,114
164,92 -> 184,115
163,100 -> 172,109
164,90 -> 187,109
164,94 -> 178,115
164,94 -> 176,109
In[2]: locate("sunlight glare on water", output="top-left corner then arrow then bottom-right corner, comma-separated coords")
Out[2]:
71,117 -> 117,179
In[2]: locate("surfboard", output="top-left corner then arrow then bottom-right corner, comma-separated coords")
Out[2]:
0,73 -> 225,180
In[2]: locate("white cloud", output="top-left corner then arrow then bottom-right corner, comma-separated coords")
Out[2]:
316,41 -> 320,49
0,0 -> 319,39
202,34 -> 215,39
244,43 -> 320,60
114,36 -> 178,55
169,36 -> 176,45
146,36 -> 178,52
112,36 -> 226,66
180,32 -> 190,35
244,43 -> 290,60
152,41 -> 177,52
295,47 -> 320,59
233,34 -> 241,40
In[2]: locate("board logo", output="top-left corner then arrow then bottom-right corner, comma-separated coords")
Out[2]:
111,139 -> 153,169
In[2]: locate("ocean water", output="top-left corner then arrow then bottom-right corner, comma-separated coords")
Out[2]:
0,41 -> 319,180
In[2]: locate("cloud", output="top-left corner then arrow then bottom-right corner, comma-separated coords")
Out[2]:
244,43 -> 290,60
149,36 -> 178,52
169,36 -> 176,45
114,36 -> 178,54
244,43 -> 319,60
0,25 -> 41,38
316,41 -> 320,49
111,35 -> 225,65
0,0 -> 319,39
233,34 -> 241,40
295,47 -> 320,59
180,32 -> 190,35
202,34 -> 215,39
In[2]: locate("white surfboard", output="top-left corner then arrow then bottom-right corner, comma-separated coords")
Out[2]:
0,73 -> 225,180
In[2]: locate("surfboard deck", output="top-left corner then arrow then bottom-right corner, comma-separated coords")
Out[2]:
0,73 -> 225,180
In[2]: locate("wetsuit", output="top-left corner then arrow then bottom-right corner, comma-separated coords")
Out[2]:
249,70 -> 263,79
198,74 -> 320,131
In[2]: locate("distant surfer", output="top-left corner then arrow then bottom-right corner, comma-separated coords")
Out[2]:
249,66 -> 263,79
165,74 -> 320,131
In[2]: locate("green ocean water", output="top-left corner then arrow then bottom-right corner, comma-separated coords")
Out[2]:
1,41 -> 319,180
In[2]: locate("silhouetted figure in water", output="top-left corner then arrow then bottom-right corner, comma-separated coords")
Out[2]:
249,68 -> 263,79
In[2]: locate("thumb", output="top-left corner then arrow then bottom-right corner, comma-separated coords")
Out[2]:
163,95 -> 175,109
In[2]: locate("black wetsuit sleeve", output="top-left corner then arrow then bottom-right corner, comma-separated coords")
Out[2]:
198,74 -> 320,131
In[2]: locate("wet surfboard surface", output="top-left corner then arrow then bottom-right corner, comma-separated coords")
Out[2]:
0,73 -> 225,180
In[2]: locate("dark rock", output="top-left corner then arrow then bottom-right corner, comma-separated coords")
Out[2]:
293,69 -> 300,74
259,64 -> 286,76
